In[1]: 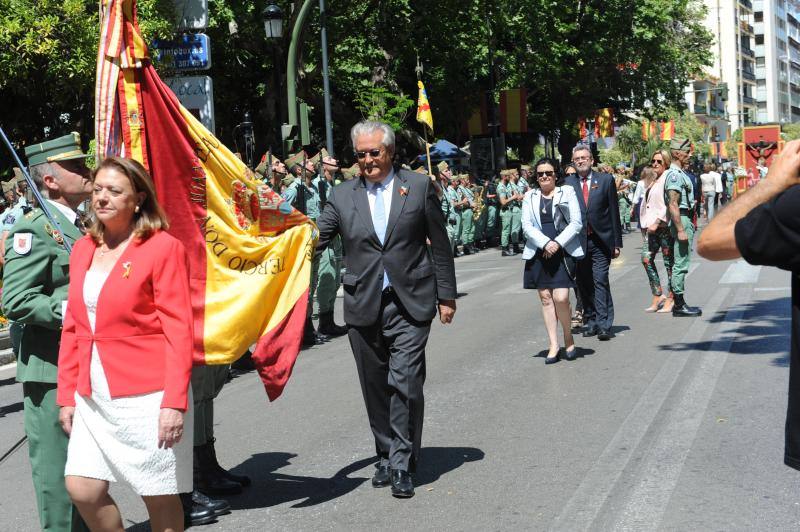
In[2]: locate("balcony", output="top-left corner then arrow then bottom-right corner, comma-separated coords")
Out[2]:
741,47 -> 755,58
742,94 -> 756,104
790,27 -> 800,43
739,0 -> 752,10
742,68 -> 756,81
740,21 -> 755,34
693,104 -> 707,115
792,93 -> 800,107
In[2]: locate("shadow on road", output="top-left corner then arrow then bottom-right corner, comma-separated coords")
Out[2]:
0,401 -> 22,417
0,377 -> 16,387
656,297 -> 790,366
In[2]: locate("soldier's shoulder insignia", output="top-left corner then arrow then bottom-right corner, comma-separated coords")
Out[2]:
2,214 -> 15,226
13,232 -> 32,255
669,174 -> 678,183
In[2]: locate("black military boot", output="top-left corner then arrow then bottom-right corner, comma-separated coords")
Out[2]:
191,490 -> 231,517
317,311 -> 348,337
672,294 -> 702,317
462,244 -> 472,255
301,317 -> 328,347
207,437 -> 251,487
454,246 -> 464,257
194,444 -> 242,495
501,246 -> 514,256
512,243 -> 522,255
180,492 -> 216,527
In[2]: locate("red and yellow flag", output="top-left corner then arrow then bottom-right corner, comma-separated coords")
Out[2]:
95,0 -> 315,401
594,107 -> 615,138
641,120 -> 657,141
660,120 -> 675,141
416,80 -> 434,133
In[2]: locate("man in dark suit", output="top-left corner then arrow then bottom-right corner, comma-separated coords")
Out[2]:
565,144 -> 623,341
316,120 -> 457,498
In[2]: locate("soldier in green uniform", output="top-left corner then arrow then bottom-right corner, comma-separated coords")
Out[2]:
518,165 -> 532,193
2,133 -> 92,532
457,174 -> 477,254
664,137 -> 702,317
508,170 -> 524,254
313,150 -> 347,336
497,170 -> 514,255
484,176 -> 500,247
446,172 -> 463,257
282,152 -> 328,346
436,167 -> 458,251
254,150 -> 287,192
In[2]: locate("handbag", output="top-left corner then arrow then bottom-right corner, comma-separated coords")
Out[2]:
562,253 -> 577,281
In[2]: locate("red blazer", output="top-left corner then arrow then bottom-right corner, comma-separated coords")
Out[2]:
57,230 -> 193,410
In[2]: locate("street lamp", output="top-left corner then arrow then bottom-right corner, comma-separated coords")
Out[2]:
262,4 -> 283,40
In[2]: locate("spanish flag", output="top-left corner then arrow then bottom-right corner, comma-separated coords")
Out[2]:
416,80 -> 434,133
95,0 -> 315,401
594,108 -> 615,138
659,119 -> 675,141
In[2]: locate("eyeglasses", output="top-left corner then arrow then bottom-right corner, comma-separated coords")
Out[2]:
572,156 -> 591,162
354,148 -> 383,159
651,159 -> 663,165
536,171 -> 555,178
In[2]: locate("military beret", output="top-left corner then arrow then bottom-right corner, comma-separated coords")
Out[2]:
25,132 -> 90,167
670,137 -> 692,153
437,161 -> 449,172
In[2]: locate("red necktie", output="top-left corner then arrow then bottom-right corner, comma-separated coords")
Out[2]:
582,178 -> 590,205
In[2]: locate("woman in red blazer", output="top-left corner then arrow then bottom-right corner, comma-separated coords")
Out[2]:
57,156 -> 193,532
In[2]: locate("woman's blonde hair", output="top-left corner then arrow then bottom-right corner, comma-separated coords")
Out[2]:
639,166 -> 658,186
651,149 -> 672,169
87,156 -> 169,243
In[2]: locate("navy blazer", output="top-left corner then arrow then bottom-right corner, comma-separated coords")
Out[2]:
315,168 -> 457,327
564,171 -> 623,253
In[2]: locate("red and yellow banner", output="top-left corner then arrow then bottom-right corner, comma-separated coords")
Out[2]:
500,88 -> 528,134
594,107 -> 614,138
416,80 -> 434,133
659,120 -> 675,141
466,99 -> 488,136
95,0 -> 314,400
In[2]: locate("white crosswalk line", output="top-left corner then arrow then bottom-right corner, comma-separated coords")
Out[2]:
719,259 -> 762,284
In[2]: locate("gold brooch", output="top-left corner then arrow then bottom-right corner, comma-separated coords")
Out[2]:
122,261 -> 132,278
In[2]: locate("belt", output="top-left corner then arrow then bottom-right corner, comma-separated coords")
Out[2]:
679,208 -> 692,216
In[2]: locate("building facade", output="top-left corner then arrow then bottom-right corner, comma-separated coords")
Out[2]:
753,0 -> 800,123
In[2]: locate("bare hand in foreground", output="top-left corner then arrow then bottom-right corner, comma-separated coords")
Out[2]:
158,408 -> 184,449
438,299 -> 456,324
765,139 -> 800,191
59,406 -> 75,436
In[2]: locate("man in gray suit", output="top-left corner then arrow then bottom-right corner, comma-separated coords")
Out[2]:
316,120 -> 457,498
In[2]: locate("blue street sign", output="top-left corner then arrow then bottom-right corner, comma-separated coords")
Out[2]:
152,33 -> 211,71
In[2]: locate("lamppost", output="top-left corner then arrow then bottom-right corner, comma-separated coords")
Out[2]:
262,3 -> 284,156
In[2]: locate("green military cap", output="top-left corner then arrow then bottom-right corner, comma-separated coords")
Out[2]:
413,166 -> 428,175
24,132 -> 89,167
341,163 -> 360,180
284,151 -> 306,169
500,169 -> 512,176
520,164 -> 531,171
1,179 -> 15,194
254,151 -> 273,177
12,167 -> 25,184
670,137 -> 692,153
437,161 -> 449,172
281,173 -> 296,186
308,151 -> 322,165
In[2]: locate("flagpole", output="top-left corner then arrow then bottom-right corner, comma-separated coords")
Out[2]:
423,127 -> 433,177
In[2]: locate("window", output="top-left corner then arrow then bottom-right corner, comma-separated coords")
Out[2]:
756,34 -> 764,44
755,11 -> 763,22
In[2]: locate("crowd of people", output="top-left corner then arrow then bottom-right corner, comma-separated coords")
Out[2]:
0,121 -> 742,531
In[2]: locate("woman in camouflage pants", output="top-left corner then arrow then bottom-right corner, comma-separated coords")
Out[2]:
638,155 -> 675,313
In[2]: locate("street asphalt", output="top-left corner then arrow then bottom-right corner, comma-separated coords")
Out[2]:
1,223 -> 799,531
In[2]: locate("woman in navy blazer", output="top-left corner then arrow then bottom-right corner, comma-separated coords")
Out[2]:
521,158 -> 584,364
57,157 -> 193,531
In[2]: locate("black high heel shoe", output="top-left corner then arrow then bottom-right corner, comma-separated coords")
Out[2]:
545,350 -> 561,364
564,347 -> 578,361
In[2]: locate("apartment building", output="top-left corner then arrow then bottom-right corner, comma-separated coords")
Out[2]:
753,0 -> 800,123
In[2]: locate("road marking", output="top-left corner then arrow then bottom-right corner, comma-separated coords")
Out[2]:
754,286 -> 791,292
550,286 -> 734,532
611,288 -> 749,531
719,259 -> 761,284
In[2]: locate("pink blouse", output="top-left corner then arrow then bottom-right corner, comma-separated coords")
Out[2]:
639,175 -> 668,229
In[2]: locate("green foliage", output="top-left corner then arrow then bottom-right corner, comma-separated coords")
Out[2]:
353,85 -> 414,131
597,146 -> 629,167
781,123 -> 800,141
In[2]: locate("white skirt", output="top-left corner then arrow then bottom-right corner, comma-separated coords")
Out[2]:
64,348 -> 193,496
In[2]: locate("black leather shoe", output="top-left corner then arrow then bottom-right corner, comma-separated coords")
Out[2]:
372,464 -> 391,488
673,304 -> 702,317
180,492 -> 217,527
564,347 -> 578,361
192,490 -> 230,517
501,246 -> 514,256
582,326 -> 598,337
317,311 -> 348,337
390,469 -> 414,498
545,352 -> 560,365
597,329 -> 611,341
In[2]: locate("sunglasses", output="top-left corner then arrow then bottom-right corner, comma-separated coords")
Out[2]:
354,148 -> 383,159
536,171 -> 555,177
651,159 -> 663,164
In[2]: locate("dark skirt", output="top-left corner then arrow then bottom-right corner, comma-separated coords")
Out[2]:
523,251 -> 575,289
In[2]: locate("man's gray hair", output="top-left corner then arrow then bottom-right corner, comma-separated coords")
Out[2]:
350,120 -> 395,150
29,163 -> 52,198
572,143 -> 592,157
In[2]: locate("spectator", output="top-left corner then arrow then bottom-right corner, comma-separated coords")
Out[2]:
698,139 -> 800,476
521,158 -> 583,363
57,157 -> 194,531
699,163 -> 720,220
638,153 -> 674,313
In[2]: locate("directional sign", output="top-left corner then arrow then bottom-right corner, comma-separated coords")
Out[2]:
173,0 -> 207,30
166,76 -> 215,134
153,33 -> 211,71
